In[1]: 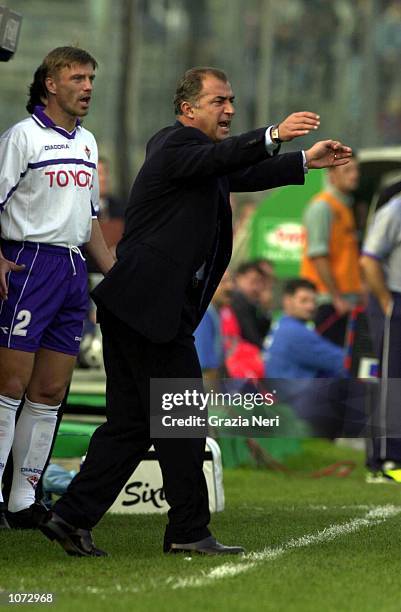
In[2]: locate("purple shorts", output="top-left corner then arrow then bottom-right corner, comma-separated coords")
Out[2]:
0,240 -> 89,356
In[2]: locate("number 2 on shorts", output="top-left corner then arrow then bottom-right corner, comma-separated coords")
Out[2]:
12,309 -> 32,336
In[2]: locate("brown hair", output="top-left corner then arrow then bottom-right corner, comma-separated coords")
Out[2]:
26,46 -> 98,113
173,66 -> 228,115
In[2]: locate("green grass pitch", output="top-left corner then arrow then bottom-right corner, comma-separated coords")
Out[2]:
1,440 -> 401,612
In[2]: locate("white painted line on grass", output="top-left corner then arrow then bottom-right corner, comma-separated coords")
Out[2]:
170,505 -> 401,590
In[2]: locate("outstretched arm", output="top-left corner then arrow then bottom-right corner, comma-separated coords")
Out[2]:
305,140 -> 352,169
271,111 -> 320,141
228,139 -> 352,193
162,111 -> 321,180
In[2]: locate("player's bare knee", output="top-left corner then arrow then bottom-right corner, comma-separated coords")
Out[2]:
27,381 -> 68,405
0,377 -> 26,401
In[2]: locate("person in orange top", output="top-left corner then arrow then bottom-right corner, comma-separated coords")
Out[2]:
300,157 -> 362,345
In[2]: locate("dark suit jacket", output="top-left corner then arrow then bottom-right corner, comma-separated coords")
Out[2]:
92,121 -> 305,343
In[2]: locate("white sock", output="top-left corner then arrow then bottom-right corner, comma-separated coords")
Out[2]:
8,396 -> 59,513
0,394 -> 20,504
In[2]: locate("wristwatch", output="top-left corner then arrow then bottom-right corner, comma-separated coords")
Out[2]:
270,124 -> 282,144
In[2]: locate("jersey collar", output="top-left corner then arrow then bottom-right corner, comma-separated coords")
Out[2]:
31,105 -> 81,140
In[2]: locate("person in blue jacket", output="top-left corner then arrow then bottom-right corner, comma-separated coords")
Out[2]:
265,278 -> 345,378
265,278 -> 346,436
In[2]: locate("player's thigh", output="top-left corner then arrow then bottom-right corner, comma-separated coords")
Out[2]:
0,242 -> 68,354
40,254 -> 89,358
26,348 -> 76,405
0,347 -> 35,399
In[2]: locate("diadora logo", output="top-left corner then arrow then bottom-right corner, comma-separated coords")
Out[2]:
44,144 -> 70,150
45,169 -> 93,188
84,145 -> 91,159
0,326 -> 9,334
21,467 -> 42,475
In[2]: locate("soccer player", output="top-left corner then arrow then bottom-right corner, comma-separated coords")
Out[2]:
0,47 -> 115,528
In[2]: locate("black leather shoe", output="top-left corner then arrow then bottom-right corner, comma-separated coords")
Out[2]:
7,502 -> 48,529
167,535 -> 245,555
39,512 -> 107,557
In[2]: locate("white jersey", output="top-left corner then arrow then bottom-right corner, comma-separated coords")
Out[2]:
0,106 -> 99,247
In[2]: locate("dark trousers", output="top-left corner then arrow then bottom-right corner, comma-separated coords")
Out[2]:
366,293 -> 401,470
54,307 -> 211,549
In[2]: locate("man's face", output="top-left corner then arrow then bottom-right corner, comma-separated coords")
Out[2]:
46,62 -> 95,119
190,75 -> 235,142
329,158 -> 360,194
235,270 -> 265,303
283,288 -> 317,322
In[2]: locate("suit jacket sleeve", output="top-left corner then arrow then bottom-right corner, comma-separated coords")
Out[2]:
161,126 -> 270,179
227,151 -> 305,192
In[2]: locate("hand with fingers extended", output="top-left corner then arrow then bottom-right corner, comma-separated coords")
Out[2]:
273,112 -> 320,142
0,257 -> 25,300
305,140 -> 353,169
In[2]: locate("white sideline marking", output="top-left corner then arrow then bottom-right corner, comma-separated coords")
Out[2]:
170,505 -> 401,590
239,504 -> 372,512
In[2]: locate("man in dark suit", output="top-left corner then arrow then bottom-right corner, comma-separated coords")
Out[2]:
39,67 -> 352,557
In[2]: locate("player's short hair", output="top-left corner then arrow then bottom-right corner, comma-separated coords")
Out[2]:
283,278 -> 316,296
174,67 -> 228,115
26,46 -> 98,114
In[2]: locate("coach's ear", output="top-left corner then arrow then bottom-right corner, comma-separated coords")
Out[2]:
180,100 -> 195,119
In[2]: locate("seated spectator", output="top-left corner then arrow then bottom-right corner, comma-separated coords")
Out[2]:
265,279 -> 348,437
251,257 -> 276,314
265,278 -> 345,378
231,262 -> 272,349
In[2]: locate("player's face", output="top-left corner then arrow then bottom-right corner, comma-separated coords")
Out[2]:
284,289 -> 317,322
190,75 -> 235,142
47,62 -> 95,120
